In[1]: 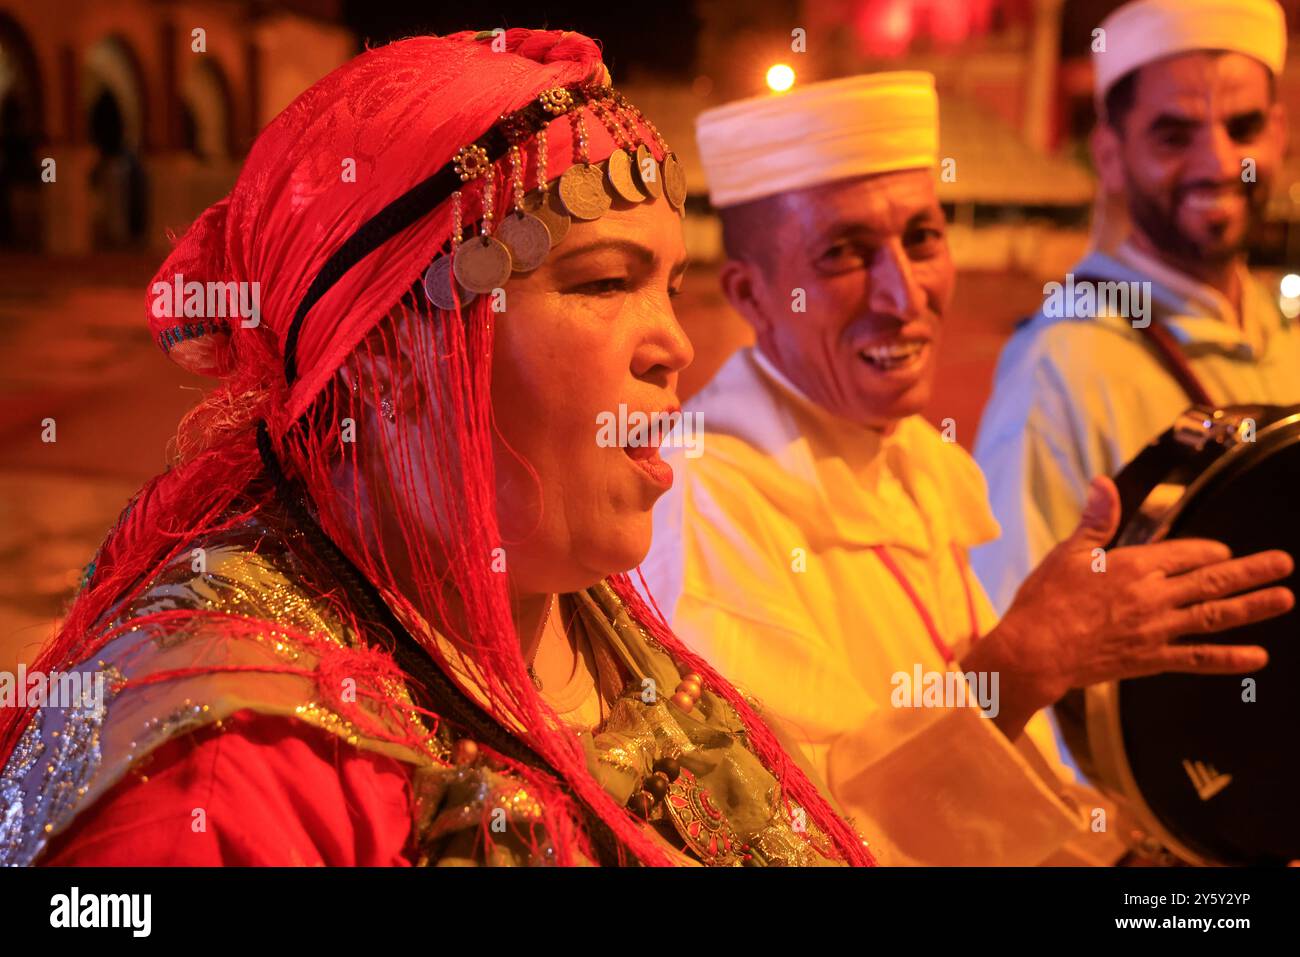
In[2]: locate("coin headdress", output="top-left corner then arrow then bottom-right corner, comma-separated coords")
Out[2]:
3,29 -> 873,868
421,74 -> 689,311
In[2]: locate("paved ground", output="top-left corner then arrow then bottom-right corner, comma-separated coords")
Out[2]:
0,252 -> 1046,673
0,252 -> 208,672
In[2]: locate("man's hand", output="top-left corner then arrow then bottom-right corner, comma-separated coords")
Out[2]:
966,476 -> 1294,739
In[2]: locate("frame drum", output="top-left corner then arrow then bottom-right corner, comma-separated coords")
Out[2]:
1057,405 -> 1300,865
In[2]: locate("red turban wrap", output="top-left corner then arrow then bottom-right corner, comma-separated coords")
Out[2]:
147,30 -> 642,430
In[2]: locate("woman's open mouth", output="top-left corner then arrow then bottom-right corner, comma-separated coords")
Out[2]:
624,441 -> 673,488
622,408 -> 675,489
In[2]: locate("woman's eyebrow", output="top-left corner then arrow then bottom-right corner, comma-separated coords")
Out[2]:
550,239 -> 656,267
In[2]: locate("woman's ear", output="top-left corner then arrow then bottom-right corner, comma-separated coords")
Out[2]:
336,330 -> 404,435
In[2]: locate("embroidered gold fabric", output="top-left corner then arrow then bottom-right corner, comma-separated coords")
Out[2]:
0,481 -> 442,866
1,481 -> 846,866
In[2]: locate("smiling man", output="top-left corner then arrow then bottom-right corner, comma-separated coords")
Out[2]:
974,0 -> 1300,612
640,71 -> 1295,865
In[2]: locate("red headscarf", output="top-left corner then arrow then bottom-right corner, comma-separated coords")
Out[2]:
4,29 -> 875,867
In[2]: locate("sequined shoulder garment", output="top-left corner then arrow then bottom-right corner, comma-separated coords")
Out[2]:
1,479 -> 842,866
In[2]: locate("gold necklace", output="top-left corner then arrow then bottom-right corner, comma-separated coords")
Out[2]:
526,594 -> 556,691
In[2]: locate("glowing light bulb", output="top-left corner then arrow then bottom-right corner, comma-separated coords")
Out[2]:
766,63 -> 796,93
1281,273 -> 1300,298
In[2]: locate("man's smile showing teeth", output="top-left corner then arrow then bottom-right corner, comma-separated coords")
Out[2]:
859,340 -> 928,371
1182,189 -> 1244,214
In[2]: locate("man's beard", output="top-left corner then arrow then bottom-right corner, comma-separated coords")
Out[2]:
1124,169 -> 1266,267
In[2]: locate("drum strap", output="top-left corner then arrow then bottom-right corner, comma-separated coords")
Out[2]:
871,543 -> 980,664
1073,274 -> 1216,407
1136,319 -> 1216,407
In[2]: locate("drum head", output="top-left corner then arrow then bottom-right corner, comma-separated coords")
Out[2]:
1115,419 -> 1300,864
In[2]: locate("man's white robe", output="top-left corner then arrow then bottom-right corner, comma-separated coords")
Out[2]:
973,242 -> 1300,614
642,346 -> 1120,865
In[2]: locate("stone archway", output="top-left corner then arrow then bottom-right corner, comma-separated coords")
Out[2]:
83,34 -> 148,247
181,56 -> 233,161
0,13 -> 46,247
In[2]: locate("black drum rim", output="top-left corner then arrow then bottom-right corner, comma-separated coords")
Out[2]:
1082,405 -> 1300,865
1120,409 -> 1300,548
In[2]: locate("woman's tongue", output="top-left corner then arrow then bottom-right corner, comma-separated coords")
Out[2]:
624,441 -> 659,461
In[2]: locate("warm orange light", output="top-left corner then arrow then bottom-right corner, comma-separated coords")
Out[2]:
766,63 -> 796,93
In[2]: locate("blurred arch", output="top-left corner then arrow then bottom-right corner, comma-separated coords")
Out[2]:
83,34 -> 148,246
0,13 -> 45,246
181,55 -> 234,160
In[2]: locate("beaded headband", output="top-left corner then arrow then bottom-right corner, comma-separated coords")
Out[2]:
283,81 -> 686,387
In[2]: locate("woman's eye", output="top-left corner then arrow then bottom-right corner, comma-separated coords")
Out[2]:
573,278 -> 630,296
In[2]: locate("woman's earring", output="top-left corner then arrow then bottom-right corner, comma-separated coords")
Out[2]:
380,397 -> 396,423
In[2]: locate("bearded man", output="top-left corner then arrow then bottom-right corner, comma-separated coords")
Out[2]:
974,0 -> 1299,612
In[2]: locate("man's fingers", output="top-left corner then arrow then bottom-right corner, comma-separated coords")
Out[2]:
1123,537 -> 1232,576
1142,642 -> 1270,676
1159,586 -> 1294,637
1068,476 -> 1121,549
1163,549 -> 1294,606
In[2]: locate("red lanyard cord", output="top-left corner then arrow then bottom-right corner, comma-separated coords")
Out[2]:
870,543 -> 980,664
